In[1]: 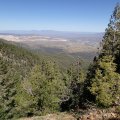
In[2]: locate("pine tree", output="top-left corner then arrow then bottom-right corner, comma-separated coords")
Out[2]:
61,60 -> 85,110
89,55 -> 120,107
84,3 -> 120,107
16,61 -> 67,116
0,58 -> 20,119
100,3 -> 120,72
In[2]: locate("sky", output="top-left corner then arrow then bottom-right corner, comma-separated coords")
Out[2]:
0,0 -> 119,32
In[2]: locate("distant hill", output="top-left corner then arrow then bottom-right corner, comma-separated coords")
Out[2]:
0,30 -> 104,39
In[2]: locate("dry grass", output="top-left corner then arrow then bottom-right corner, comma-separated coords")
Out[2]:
18,113 -> 76,120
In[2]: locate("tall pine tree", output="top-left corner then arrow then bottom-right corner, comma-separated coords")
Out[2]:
84,3 -> 120,107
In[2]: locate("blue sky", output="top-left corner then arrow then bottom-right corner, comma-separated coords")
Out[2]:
0,0 -> 119,32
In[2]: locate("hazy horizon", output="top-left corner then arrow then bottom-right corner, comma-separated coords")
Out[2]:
0,29 -> 104,33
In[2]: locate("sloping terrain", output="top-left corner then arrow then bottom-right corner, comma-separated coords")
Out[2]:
0,32 -> 103,70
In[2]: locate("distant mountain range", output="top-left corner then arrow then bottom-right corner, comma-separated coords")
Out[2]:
0,30 -> 104,38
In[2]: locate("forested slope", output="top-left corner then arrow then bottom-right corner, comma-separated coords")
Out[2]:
0,39 -> 85,119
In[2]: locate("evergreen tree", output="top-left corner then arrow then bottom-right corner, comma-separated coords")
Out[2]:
84,4 -> 120,107
89,55 -> 120,107
16,61 -> 67,116
61,60 -> 85,110
0,58 -> 20,119
100,3 -> 120,72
